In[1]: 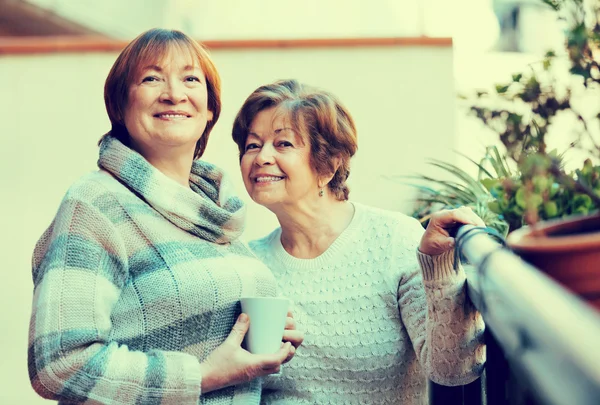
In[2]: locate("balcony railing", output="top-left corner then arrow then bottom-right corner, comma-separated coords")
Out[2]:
430,225 -> 600,405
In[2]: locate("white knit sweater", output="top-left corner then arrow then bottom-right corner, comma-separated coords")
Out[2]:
250,203 -> 485,405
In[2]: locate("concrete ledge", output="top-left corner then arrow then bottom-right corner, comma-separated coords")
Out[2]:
0,36 -> 452,55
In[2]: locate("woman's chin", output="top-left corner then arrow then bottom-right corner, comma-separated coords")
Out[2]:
251,193 -> 281,209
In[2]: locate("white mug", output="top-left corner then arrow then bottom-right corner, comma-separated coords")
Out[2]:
240,297 -> 290,354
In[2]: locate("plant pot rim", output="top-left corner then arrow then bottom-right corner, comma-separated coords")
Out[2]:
507,213 -> 600,253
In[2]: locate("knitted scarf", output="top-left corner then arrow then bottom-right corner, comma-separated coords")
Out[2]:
97,135 -> 245,244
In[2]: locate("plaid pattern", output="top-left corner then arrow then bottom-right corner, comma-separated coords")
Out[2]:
98,135 -> 245,244
29,135 -> 277,404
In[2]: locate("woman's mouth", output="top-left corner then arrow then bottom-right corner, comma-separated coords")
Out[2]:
154,112 -> 191,119
255,176 -> 285,183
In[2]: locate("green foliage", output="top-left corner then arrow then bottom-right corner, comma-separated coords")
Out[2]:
484,154 -> 600,228
404,147 -> 600,236
400,147 -> 511,236
468,0 -> 600,226
541,0 -> 563,11
404,0 -> 600,232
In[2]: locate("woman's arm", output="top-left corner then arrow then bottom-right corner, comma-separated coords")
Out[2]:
398,250 -> 485,386
397,210 -> 485,386
29,198 -> 207,404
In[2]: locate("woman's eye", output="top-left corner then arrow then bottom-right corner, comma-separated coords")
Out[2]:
245,143 -> 260,151
142,76 -> 159,83
185,76 -> 201,82
277,141 -> 293,147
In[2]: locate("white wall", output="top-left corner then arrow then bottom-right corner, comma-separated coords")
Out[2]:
26,0 -> 170,38
0,44 -> 455,403
186,0 -> 422,39
24,0 -> 424,39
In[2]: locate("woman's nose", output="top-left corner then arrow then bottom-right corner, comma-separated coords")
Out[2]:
160,80 -> 187,104
255,145 -> 275,166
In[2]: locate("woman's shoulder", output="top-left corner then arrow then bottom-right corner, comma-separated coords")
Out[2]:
56,170 -> 134,220
353,202 -> 424,235
63,170 -> 129,202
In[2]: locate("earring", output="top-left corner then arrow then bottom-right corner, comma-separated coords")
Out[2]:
319,188 -> 324,197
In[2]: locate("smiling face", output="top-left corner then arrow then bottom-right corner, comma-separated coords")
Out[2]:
240,107 -> 320,211
123,46 -> 213,158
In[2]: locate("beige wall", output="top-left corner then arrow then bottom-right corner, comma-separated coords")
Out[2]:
0,44 -> 456,403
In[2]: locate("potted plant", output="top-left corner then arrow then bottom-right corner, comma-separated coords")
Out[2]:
398,146 -> 511,237
468,0 -> 600,310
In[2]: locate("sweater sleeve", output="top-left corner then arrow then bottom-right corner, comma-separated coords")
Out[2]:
29,198 -> 204,404
397,220 -> 485,386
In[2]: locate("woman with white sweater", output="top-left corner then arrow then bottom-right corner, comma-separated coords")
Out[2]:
231,79 -> 486,404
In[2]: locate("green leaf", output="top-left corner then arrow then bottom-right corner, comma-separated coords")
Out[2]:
512,73 -> 523,82
573,194 -> 593,209
532,175 -> 549,192
480,178 -> 500,192
496,84 -> 510,94
488,201 -> 501,214
455,150 -> 496,179
427,160 -> 488,196
549,183 -> 561,198
543,201 -> 558,218
516,187 -> 527,209
529,193 -> 544,209
541,0 -> 561,11
489,146 -> 513,177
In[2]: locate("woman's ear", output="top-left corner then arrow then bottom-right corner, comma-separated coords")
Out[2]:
320,156 -> 342,186
329,156 -> 342,182
332,156 -> 342,173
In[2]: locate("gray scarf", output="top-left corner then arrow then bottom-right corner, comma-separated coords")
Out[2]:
98,135 -> 245,244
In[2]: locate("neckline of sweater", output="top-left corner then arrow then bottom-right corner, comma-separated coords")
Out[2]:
269,202 -> 366,270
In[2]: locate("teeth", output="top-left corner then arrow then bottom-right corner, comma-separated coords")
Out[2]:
157,114 -> 188,118
256,176 -> 283,183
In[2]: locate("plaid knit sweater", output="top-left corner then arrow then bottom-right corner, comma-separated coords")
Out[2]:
28,135 -> 276,404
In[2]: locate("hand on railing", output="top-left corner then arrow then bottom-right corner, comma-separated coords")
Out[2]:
453,224 -> 507,271
418,207 -> 485,256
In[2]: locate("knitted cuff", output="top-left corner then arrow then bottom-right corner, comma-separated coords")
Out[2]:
417,249 -> 460,281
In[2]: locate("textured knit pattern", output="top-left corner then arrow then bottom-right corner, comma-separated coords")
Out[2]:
28,135 -> 276,405
251,203 -> 485,405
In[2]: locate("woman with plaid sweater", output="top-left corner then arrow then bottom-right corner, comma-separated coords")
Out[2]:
28,29 -> 302,405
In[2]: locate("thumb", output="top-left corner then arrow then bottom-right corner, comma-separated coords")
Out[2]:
227,313 -> 250,346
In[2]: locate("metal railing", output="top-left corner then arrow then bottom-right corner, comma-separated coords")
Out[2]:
449,224 -> 600,405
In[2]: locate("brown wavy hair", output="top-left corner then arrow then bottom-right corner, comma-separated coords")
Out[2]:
232,79 -> 358,201
101,28 -> 221,158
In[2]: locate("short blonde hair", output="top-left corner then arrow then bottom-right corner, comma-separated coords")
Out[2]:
102,28 -> 221,158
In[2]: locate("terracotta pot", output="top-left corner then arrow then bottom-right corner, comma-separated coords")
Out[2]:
506,213 -> 600,311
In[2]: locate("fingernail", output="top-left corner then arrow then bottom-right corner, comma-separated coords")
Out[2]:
238,313 -> 248,323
